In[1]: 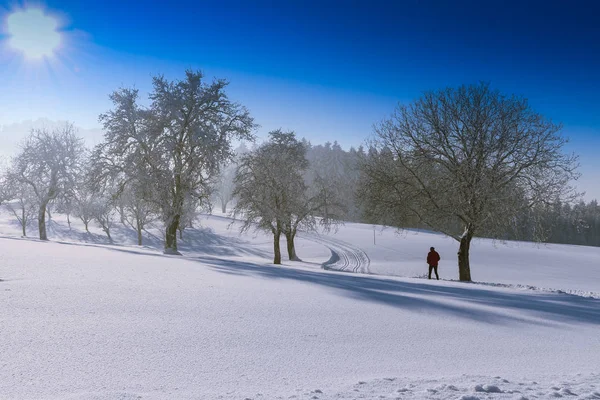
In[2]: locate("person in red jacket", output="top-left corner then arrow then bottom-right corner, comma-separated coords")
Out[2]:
427,247 -> 441,280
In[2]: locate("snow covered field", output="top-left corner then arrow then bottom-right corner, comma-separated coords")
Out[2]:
1,210 -> 599,399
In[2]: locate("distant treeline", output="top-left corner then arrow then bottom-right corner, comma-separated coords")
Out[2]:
296,141 -> 600,248
510,200 -> 600,247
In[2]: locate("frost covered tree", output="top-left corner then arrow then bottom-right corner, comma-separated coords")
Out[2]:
92,70 -> 255,254
234,130 -> 341,264
213,143 -> 249,213
117,184 -> 157,246
2,179 -> 37,237
55,193 -> 74,229
91,195 -> 116,242
10,125 -> 85,240
213,162 -> 237,214
177,193 -> 206,240
73,189 -> 96,233
361,83 -> 579,281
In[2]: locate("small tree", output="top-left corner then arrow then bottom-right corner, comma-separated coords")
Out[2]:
213,143 -> 249,214
361,83 -> 579,281
213,162 -> 237,214
11,125 -> 85,240
118,184 -> 157,246
3,180 -> 37,237
55,192 -> 74,229
73,189 -> 96,233
91,195 -> 116,242
234,130 -> 340,264
178,194 -> 206,239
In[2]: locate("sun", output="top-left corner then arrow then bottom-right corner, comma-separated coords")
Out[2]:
6,8 -> 61,59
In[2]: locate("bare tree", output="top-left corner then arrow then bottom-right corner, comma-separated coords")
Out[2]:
92,70 -> 255,254
213,143 -> 249,214
91,195 -> 116,242
11,125 -> 85,241
2,179 -> 37,237
73,191 -> 95,233
118,184 -> 157,246
361,83 -> 579,281
55,192 -> 74,229
178,194 -> 206,240
234,130 -> 341,264
213,162 -> 237,214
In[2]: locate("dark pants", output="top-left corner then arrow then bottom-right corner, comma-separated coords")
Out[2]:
428,265 -> 439,280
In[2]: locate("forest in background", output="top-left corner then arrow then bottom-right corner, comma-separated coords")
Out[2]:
214,140 -> 600,248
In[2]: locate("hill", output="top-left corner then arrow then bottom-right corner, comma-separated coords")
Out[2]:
1,210 -> 599,399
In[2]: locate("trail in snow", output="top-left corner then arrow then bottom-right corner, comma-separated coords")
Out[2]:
300,232 -> 371,273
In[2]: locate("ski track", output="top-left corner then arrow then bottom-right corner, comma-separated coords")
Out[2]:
301,232 -> 371,274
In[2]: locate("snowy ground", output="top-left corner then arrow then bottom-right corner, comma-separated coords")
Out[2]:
1,209 -> 599,399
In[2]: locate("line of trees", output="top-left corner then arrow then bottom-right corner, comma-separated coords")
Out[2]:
0,71 -> 254,251
0,125 -> 163,244
1,124 -> 85,240
0,75 -> 589,282
508,199 -> 600,247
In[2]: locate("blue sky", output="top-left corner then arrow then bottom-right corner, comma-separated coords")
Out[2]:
0,0 -> 599,198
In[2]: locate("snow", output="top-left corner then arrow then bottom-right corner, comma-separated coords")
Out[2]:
300,221 -> 600,295
1,209 -> 599,399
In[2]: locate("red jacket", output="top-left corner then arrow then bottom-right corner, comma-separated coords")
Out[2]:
427,251 -> 440,267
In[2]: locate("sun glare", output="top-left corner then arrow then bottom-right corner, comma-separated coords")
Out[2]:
6,8 -> 61,59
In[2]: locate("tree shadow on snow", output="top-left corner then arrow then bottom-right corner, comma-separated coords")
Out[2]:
1,218 -> 268,262
45,220 -> 165,248
177,226 -> 269,258
198,256 -> 600,328
4,217 -> 597,329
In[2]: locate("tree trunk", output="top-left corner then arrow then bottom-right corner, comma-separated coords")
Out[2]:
273,229 -> 282,265
38,201 -> 48,241
285,229 -> 300,261
164,215 -> 181,255
66,213 -> 71,230
179,227 -> 183,240
21,209 -> 26,237
136,218 -> 143,246
457,230 -> 473,281
221,199 -> 227,214
165,176 -> 184,255
46,207 -> 52,220
103,227 -> 112,242
84,221 -> 89,233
